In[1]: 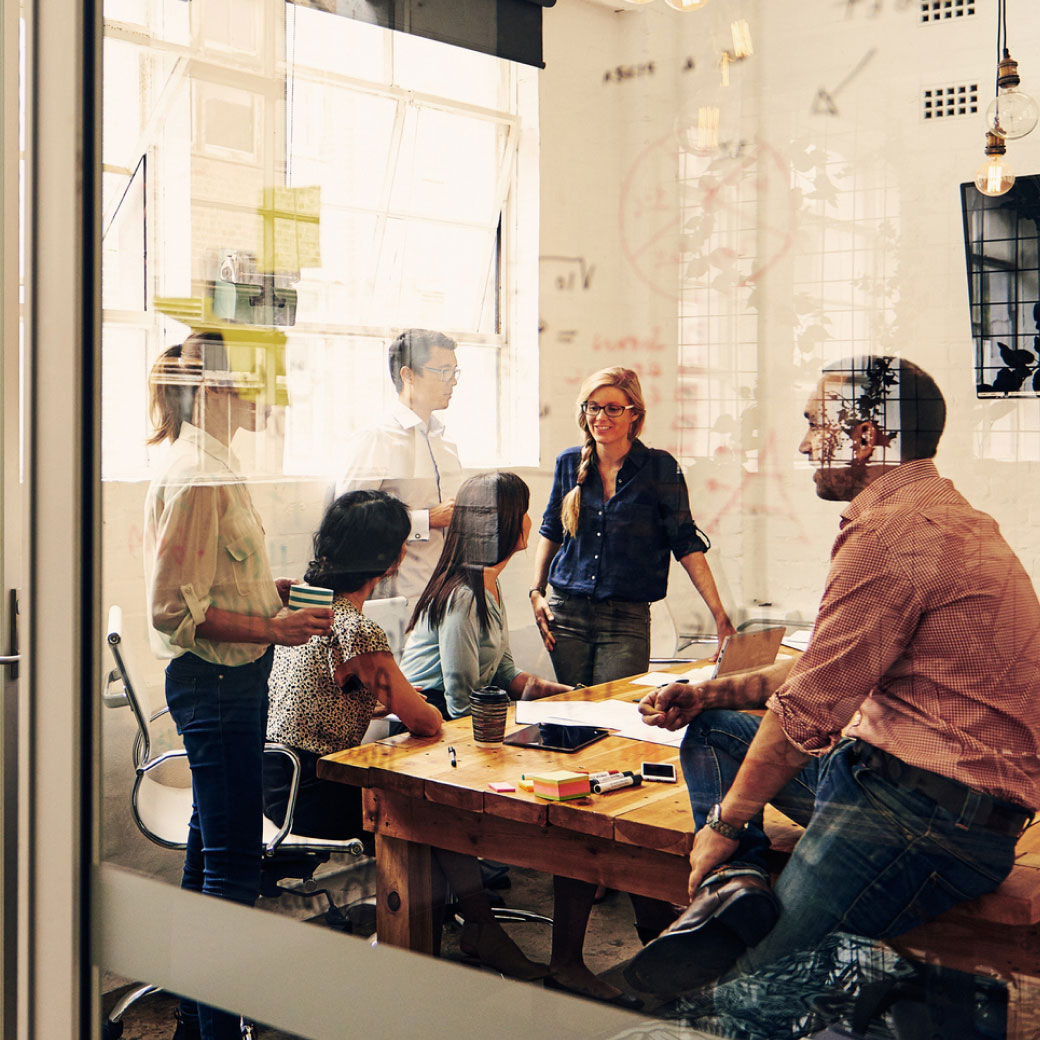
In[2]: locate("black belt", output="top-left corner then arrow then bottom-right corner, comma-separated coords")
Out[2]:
849,740 -> 1033,838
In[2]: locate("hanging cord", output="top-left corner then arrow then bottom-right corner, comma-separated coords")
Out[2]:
994,0 -> 1003,98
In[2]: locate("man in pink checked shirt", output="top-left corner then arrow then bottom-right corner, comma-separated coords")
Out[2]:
626,357 -> 1040,1013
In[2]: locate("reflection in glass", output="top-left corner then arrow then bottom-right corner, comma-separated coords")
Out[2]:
962,176 -> 1040,396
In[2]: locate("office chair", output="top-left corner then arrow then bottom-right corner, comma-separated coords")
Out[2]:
361,595 -> 408,658
102,606 -> 367,1040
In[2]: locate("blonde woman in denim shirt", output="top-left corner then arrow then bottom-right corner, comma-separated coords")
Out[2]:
530,366 -> 734,687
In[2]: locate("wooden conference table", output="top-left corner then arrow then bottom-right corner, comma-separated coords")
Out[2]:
316,656 -> 1040,1032
316,658 -> 799,952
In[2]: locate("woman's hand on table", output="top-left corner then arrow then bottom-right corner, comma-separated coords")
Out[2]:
530,591 -> 556,651
270,606 -> 333,645
517,675 -> 571,701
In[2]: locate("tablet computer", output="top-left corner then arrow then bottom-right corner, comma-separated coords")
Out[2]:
502,723 -> 610,753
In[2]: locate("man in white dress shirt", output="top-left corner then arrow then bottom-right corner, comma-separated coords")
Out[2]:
336,329 -> 463,604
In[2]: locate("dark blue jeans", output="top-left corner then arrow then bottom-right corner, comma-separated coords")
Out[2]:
165,648 -> 273,1040
547,591 -> 650,686
680,710 -> 1020,979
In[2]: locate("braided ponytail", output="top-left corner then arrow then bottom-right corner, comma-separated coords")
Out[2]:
561,433 -> 596,537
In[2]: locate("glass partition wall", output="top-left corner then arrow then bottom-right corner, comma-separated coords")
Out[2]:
58,0 -> 1040,1037
96,3 -> 589,1039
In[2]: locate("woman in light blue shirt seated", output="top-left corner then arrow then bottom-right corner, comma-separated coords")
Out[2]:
401,471 -> 569,718
400,472 -> 645,1008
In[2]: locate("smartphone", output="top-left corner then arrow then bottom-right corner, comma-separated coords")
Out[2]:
641,761 -> 677,783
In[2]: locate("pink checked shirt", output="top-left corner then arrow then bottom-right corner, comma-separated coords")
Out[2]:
768,460 -> 1040,810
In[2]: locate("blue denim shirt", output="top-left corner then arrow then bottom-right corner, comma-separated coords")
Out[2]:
539,439 -> 709,603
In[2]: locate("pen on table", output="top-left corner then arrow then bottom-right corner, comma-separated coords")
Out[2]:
448,746 -> 457,768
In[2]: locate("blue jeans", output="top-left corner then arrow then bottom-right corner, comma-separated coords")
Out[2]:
680,710 -> 1019,979
547,591 -> 650,686
166,648 -> 273,1040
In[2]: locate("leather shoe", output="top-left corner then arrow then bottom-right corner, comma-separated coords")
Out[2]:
623,873 -> 779,997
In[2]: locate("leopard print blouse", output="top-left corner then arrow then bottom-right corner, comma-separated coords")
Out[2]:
266,595 -> 390,756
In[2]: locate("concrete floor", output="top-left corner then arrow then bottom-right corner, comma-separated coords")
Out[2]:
101,866 -> 659,1040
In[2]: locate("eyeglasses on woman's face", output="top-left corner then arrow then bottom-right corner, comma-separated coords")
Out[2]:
580,401 -> 636,419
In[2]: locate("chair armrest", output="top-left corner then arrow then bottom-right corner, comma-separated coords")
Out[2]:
102,667 -> 129,709
136,747 -> 189,775
261,742 -> 303,855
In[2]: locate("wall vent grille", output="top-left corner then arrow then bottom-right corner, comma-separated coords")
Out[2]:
920,0 -> 975,21
922,83 -> 978,120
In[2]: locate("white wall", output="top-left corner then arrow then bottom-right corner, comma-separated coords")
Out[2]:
537,0 -> 1040,632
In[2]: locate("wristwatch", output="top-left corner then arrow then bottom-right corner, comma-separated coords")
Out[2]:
528,585 -> 546,598
705,803 -> 747,841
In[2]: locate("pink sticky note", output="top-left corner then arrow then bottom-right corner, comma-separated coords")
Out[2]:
488,781 -> 516,793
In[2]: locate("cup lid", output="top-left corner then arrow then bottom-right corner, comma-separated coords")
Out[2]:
470,686 -> 509,703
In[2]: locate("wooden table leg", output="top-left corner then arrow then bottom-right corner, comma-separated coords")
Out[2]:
374,832 -> 435,953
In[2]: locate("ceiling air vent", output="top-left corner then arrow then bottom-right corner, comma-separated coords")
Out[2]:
922,83 -> 978,120
920,0 -> 975,21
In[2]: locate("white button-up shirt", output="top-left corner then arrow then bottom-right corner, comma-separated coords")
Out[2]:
336,400 -> 463,603
144,423 -> 281,666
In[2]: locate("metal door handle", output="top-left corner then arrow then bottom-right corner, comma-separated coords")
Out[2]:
0,656 -> 20,665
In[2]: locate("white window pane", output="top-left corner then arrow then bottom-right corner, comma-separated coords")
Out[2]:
104,0 -> 148,25
390,106 -> 502,223
441,344 -> 501,467
101,327 -> 151,478
291,4 -> 389,82
373,218 -> 498,330
289,83 -> 397,211
392,30 -> 505,110
103,38 -> 143,167
102,163 -> 146,312
294,210 -> 380,324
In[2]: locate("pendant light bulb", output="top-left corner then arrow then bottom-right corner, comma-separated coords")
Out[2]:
975,133 -> 1015,197
985,51 -> 1039,139
664,0 -> 709,10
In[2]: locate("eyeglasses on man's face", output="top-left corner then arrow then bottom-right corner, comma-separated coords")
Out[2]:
422,365 -> 461,383
580,401 -> 636,419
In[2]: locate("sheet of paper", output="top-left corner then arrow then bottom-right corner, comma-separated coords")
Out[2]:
628,664 -> 716,688
781,629 -> 813,651
613,723 -> 688,747
513,697 -> 643,730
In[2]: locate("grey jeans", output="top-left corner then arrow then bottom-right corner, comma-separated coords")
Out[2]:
547,590 -> 651,687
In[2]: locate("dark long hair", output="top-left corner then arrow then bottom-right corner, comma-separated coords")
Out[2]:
407,472 -> 530,634
305,490 -> 411,594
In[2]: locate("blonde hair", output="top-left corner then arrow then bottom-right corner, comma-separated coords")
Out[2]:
560,367 -> 646,537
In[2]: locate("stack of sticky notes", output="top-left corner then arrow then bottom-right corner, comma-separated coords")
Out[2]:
527,770 -> 591,801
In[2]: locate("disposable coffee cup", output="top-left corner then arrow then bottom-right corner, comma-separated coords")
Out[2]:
470,686 -> 511,747
287,583 -> 334,611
